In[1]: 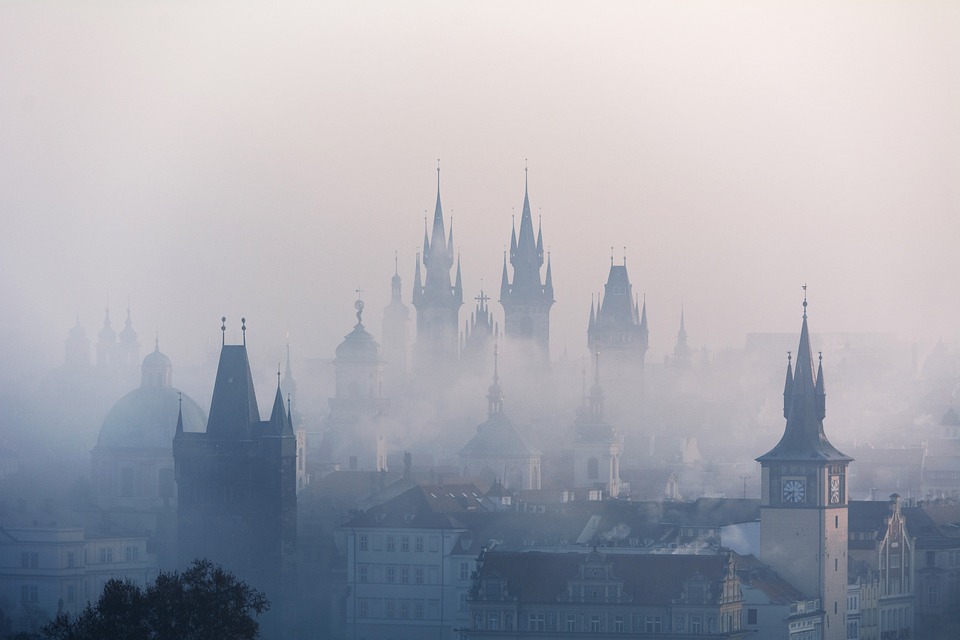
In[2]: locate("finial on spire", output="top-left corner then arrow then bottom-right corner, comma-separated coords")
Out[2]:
394,251 -> 398,275
355,297 -> 365,325
787,350 -> 792,363
155,331 -> 159,351
277,363 -> 281,387
436,158 -> 441,190
818,351 -> 822,363
623,246 -> 627,265
241,317 -> 246,345
178,391 -> 182,408
221,317 -> 226,345
610,246 -> 614,265
524,159 -> 528,190
802,283 -> 808,319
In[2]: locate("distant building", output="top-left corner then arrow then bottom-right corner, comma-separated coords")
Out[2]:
382,257 -> 411,390
587,259 -> 648,370
921,407 -> 960,501
459,349 -> 541,491
412,169 -> 463,375
499,171 -> 553,364
465,549 -> 749,638
461,291 -> 497,375
571,347 -> 622,498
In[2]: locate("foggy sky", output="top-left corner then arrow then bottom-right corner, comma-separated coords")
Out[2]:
2,1 -> 959,383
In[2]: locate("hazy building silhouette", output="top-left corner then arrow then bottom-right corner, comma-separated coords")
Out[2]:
461,290 -> 497,374
412,168 -> 462,376
587,259 -> 649,366
174,318 -> 297,611
499,170 -> 553,364
757,297 -> 852,640
381,255 -> 411,391
572,346 -> 622,498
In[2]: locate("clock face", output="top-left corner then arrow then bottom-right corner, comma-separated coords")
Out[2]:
782,479 -> 806,503
830,476 -> 841,504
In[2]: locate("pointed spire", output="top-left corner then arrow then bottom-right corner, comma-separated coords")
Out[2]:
422,218 -> 430,265
815,351 -> 826,420
544,252 -> 554,298
174,392 -> 184,437
285,394 -> 295,435
269,367 -> 286,435
500,253 -> 510,300
412,253 -> 422,302
454,254 -> 463,303
447,217 -> 455,261
783,351 -> 793,418
589,296 -> 596,332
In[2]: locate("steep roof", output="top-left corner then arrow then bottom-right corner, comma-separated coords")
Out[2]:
206,344 -> 260,439
758,305 -> 851,463
459,412 -> 541,459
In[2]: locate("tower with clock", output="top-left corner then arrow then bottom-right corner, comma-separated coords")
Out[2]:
757,295 -> 852,640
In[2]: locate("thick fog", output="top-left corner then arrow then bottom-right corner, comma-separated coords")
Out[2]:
1,2 -> 959,475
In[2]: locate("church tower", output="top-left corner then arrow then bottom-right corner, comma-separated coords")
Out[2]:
461,290 -> 497,375
96,307 -> 117,369
572,346 -> 622,498
757,295 -> 852,640
117,307 -> 140,368
672,307 -> 692,368
412,167 -> 463,373
587,258 -> 649,365
382,254 -> 411,382
499,169 -> 554,363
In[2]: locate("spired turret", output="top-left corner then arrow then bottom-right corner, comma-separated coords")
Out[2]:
499,168 -> 554,363
412,166 -> 463,373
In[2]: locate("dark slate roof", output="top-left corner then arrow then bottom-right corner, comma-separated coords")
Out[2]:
478,550 -> 730,606
903,504 -> 960,548
343,484 -> 490,530
96,385 -> 205,449
459,412 -> 541,458
757,313 -> 852,464
598,265 -> 636,326
206,345 -> 260,439
735,554 -> 805,604
661,498 -> 761,528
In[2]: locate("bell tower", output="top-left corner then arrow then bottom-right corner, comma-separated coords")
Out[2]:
757,292 -> 852,640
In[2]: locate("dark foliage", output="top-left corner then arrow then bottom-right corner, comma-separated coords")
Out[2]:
40,559 -> 269,640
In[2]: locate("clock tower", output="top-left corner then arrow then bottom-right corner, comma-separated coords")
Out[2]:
757,296 -> 852,640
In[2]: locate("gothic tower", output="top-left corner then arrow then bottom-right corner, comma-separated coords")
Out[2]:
461,290 -> 497,375
174,318 -> 297,610
757,296 -> 852,640
412,168 -> 462,373
587,258 -> 649,366
672,307 -> 692,368
382,254 -> 411,384
499,169 -> 554,363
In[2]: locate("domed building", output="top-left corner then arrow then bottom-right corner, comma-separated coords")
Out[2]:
317,300 -> 390,474
459,349 -> 541,491
91,341 -> 206,510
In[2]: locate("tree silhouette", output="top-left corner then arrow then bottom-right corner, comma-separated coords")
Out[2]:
40,559 -> 269,640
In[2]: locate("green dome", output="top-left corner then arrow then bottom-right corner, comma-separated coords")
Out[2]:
96,386 -> 206,450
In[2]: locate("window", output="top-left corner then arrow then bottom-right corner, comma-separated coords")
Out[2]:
358,566 -> 368,583
927,584 -> 939,606
359,535 -> 368,551
386,536 -> 396,552
458,592 -> 468,612
400,567 -> 409,584
125,546 -> 140,562
400,601 -> 409,619
358,599 -> 368,617
891,553 -> 901,568
21,585 -> 38,603
416,536 -> 424,552
488,613 -> 500,630
590,615 -> 601,632
386,600 -> 396,618
415,567 -> 424,584
645,616 -> 662,632
566,615 -> 577,631
691,615 -> 703,633
459,561 -> 470,580
386,567 -> 395,583
401,536 -> 410,551
614,615 -> 624,632
747,608 -> 758,625
415,601 -> 424,619
99,547 -> 113,563
529,613 -> 545,630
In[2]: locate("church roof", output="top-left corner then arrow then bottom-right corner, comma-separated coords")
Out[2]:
757,303 -> 851,464
459,412 -> 541,459
96,385 -> 205,449
335,323 -> 382,362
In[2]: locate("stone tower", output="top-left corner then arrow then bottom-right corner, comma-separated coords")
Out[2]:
499,169 -> 553,363
757,296 -> 852,640
412,168 -> 462,374
174,318 -> 296,609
